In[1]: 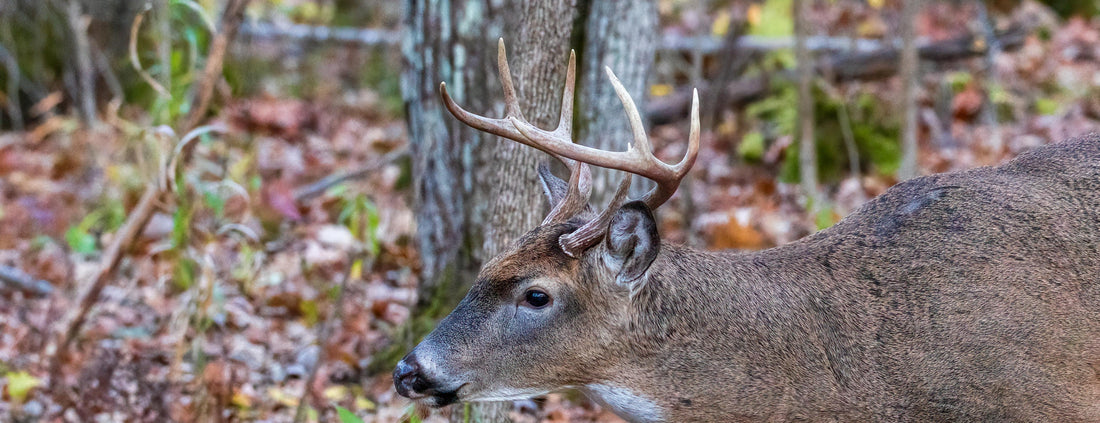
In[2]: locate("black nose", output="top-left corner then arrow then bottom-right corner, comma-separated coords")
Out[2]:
393,353 -> 428,398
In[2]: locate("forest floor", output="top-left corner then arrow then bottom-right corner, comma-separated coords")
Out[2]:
3,2 -> 1100,422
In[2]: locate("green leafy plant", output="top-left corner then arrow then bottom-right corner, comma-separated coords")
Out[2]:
336,406 -> 366,423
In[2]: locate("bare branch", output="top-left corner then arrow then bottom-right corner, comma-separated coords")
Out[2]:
0,265 -> 53,297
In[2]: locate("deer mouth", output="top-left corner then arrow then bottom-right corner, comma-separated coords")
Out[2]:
410,383 -> 465,407
396,379 -> 466,407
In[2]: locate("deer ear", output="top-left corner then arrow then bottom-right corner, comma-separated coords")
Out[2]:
603,201 -> 660,287
537,162 -> 568,209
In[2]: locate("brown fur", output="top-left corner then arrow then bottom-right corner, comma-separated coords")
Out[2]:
405,136 -> 1100,422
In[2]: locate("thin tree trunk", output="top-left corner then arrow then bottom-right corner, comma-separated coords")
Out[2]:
974,0 -> 1002,152
897,0 -> 921,180
576,0 -> 658,204
794,0 -> 818,206
65,0 -> 96,125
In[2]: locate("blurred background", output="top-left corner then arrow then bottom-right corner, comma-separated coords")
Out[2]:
1,0 -> 1098,421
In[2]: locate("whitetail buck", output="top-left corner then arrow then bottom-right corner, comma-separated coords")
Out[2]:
395,39 -> 1100,422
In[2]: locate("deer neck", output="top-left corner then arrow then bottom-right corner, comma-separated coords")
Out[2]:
599,242 -> 879,420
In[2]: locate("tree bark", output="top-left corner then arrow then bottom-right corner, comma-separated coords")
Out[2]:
897,0 -> 921,180
460,3 -> 578,421
576,0 -> 658,203
403,0 -> 504,310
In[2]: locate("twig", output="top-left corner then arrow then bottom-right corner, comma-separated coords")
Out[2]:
129,6 -> 170,98
293,146 -> 409,201
182,0 -> 250,132
91,43 -> 123,104
50,184 -> 159,389
294,254 -> 366,422
0,265 -> 53,297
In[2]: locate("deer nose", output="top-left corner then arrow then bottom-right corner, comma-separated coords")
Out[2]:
393,353 -> 430,398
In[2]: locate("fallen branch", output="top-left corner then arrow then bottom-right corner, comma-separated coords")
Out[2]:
293,146 -> 409,201
240,21 -> 401,46
820,25 -> 1028,82
0,265 -> 53,297
647,25 -> 1030,124
236,20 -> 1021,60
49,183 -> 159,391
648,77 -> 770,126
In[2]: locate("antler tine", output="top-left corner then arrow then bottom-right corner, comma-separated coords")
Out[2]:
509,66 -> 698,211
543,161 -> 593,225
635,88 -> 700,209
559,172 -> 633,257
440,38 -> 581,169
603,70 -> 699,210
604,67 -> 651,157
497,38 -> 525,121
556,49 -> 576,139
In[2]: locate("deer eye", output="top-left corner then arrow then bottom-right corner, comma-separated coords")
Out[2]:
522,289 -> 551,308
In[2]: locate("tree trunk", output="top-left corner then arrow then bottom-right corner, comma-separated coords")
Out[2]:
461,3 -> 578,421
794,0 -> 818,205
404,0 -> 577,421
405,1 -> 657,421
403,0 -> 504,312
576,0 -> 658,203
897,0 -> 921,180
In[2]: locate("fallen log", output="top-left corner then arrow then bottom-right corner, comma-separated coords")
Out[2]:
647,25 -> 1029,125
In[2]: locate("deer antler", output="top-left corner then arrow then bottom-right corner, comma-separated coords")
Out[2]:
508,67 -> 699,211
440,38 -> 700,256
441,39 -> 591,223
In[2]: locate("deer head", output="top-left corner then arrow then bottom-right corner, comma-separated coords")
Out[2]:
393,39 -> 699,407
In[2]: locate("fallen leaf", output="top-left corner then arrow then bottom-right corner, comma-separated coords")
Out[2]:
5,371 -> 42,404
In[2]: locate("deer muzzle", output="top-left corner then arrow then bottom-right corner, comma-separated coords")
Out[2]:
394,349 -> 464,406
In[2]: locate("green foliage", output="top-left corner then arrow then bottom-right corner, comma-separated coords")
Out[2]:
749,78 -> 900,184
4,371 -> 42,404
337,193 -> 382,257
748,0 -> 794,37
738,130 -> 766,162
360,50 -> 405,117
0,1 -> 71,128
814,205 -> 838,230
336,406 -> 366,423
1034,97 -> 1060,116
400,404 -> 424,423
946,71 -> 973,93
64,200 -> 126,255
1037,0 -> 1100,18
